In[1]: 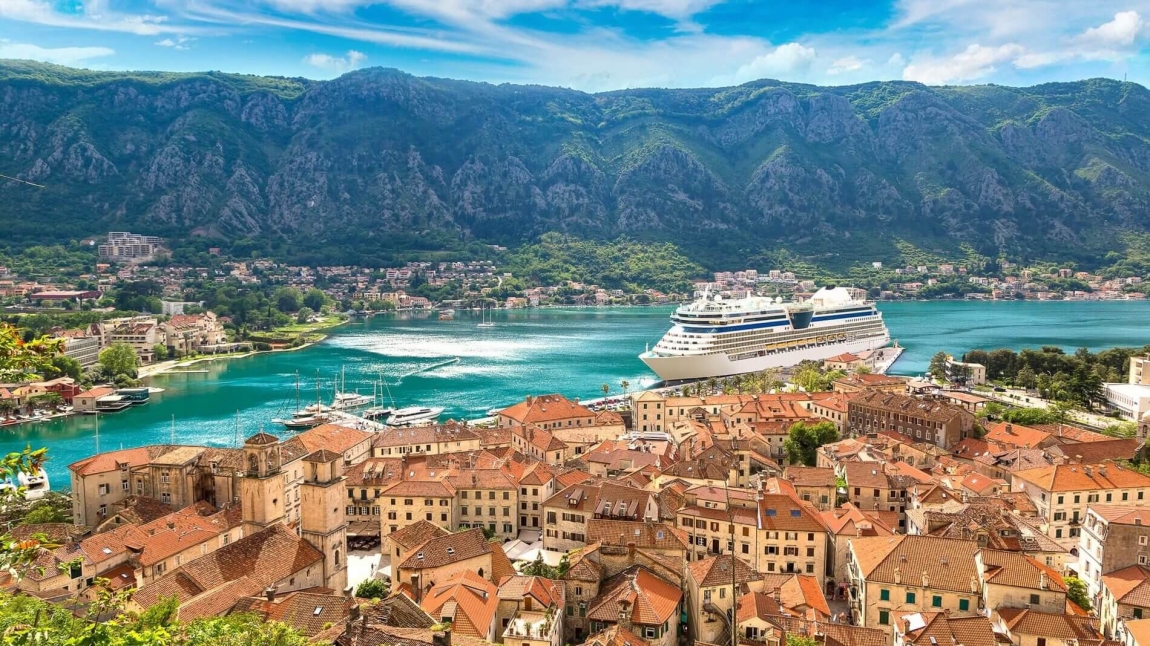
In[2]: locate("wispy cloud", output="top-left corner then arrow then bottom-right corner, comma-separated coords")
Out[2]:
155,35 -> 196,49
303,49 -> 367,72
827,55 -> 868,75
0,42 -> 115,65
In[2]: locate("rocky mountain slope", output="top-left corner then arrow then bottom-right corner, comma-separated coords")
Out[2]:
3,60 -> 1150,268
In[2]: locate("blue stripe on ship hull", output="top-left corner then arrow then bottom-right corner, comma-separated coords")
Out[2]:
678,310 -> 873,334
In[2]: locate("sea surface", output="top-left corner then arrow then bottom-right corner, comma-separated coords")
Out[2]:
6,300 -> 1150,486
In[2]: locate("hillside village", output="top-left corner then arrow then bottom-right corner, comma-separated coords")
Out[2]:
7,354 -> 1150,646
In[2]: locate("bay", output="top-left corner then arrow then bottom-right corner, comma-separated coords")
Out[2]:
6,300 -> 1149,486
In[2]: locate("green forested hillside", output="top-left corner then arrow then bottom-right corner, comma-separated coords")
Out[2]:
2,61 -> 1150,271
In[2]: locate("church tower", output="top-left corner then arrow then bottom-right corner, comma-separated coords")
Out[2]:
240,431 -> 287,535
300,449 -> 348,593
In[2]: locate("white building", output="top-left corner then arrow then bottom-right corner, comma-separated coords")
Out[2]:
1104,383 -> 1150,421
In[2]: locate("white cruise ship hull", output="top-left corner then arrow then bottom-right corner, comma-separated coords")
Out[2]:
640,333 -> 890,382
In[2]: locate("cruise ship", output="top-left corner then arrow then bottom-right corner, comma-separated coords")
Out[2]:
639,286 -> 890,382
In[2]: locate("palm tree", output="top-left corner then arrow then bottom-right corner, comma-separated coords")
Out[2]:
601,383 -> 610,398
620,380 -> 630,397
706,377 -> 717,395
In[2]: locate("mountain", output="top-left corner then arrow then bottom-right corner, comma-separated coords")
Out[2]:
3,60 -> 1150,270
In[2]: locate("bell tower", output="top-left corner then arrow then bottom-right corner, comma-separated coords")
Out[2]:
300,449 -> 348,592
240,431 -> 286,535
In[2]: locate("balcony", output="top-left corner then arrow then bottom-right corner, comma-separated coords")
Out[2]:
503,611 -> 557,642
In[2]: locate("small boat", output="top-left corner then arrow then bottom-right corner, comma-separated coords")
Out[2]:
332,392 -> 373,409
388,406 -> 444,426
477,304 -> 495,328
277,414 -> 329,430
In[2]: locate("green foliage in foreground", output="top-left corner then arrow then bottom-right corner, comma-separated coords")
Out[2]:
505,233 -> 704,294
0,592 -> 318,645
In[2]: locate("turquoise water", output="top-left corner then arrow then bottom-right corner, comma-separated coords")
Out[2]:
5,301 -> 1150,486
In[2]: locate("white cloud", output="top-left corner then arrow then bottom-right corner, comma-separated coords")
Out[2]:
0,42 -> 115,65
1075,10 -> 1144,48
156,34 -> 196,50
827,55 -> 867,75
902,43 -> 1024,84
303,49 -> 367,72
0,0 -> 181,36
886,52 -> 906,68
728,43 -> 817,84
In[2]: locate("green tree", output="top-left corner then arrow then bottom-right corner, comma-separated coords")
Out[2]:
620,379 -> 630,397
792,362 -> 824,392
153,343 -> 169,361
99,342 -> 139,379
1065,576 -> 1092,611
273,287 -> 303,313
295,306 -> 315,324
28,392 -> 64,409
22,502 -> 67,524
783,421 -> 839,466
928,351 -> 949,381
48,354 -> 84,381
601,383 -> 609,398
303,288 -> 327,312
787,635 -> 820,646
356,578 -> 388,600
1016,366 -> 1038,389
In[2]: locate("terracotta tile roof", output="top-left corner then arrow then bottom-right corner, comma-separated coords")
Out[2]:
346,458 -> 404,487
372,424 -> 481,448
420,571 -> 498,639
245,432 -> 279,446
687,555 -> 762,588
997,608 -> 1103,642
1014,462 -> 1150,491
850,535 -> 980,593
737,590 -> 785,623
496,575 -> 563,608
843,461 -> 891,490
565,543 -> 603,582
382,480 -> 456,498
497,394 -> 595,425
517,462 -> 556,486
1049,439 -> 1143,463
8,523 -> 89,544
68,445 -> 170,476
784,466 -> 837,487
361,591 -> 435,628
1102,565 -> 1150,607
1090,505 -> 1150,525
819,623 -> 888,646
132,523 -> 323,614
848,390 -> 968,423
780,574 -> 830,618
758,494 -> 827,533
399,528 -> 492,570
1125,620 -> 1150,646
584,625 -> 651,646
586,520 -> 688,551
587,565 -> 682,627
445,468 -> 517,490
555,468 -> 593,488
297,424 -> 373,455
104,495 -> 175,526
980,548 -> 1066,591
984,422 -> 1051,449
901,613 -> 999,646
820,504 -> 896,537
232,590 -> 353,637
387,520 -> 450,550
1033,423 -> 1112,443
924,503 -> 1063,554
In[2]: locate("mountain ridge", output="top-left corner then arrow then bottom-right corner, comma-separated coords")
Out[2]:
2,60 -> 1149,271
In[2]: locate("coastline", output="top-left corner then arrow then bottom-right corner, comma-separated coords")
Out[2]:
139,316 -> 350,379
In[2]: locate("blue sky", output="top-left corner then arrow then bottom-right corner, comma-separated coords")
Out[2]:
1,0 -> 1148,91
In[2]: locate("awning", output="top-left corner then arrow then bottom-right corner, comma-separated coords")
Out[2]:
348,520 -> 381,537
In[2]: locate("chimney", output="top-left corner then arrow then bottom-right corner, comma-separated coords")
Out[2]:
1084,465 -> 1093,477
627,542 -> 636,558
921,571 -> 930,588
1004,424 -> 1013,435
265,586 -> 277,603
618,599 -> 632,631
526,396 -> 534,406
894,566 -> 901,585
433,627 -> 452,646
1039,571 -> 1047,590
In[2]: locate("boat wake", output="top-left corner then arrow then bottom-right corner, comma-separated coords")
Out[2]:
394,357 -> 460,385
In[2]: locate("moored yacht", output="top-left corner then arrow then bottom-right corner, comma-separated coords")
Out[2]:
639,286 -> 890,381
387,406 -> 444,426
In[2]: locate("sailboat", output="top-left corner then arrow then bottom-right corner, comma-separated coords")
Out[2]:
363,372 -> 396,421
274,371 -> 332,430
332,366 -> 373,409
477,303 -> 495,328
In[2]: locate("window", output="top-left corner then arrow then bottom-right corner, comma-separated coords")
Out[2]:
906,592 -> 916,604
880,589 -> 890,601
1029,594 -> 1040,605
879,611 -> 889,625
959,599 -> 969,612
1136,609 -> 1144,619
1140,536 -> 1148,546
932,596 -> 942,608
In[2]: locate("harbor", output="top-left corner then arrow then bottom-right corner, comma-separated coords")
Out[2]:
4,299 -> 1150,486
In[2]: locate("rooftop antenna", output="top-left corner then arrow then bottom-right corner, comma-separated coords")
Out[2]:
0,173 -> 44,188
